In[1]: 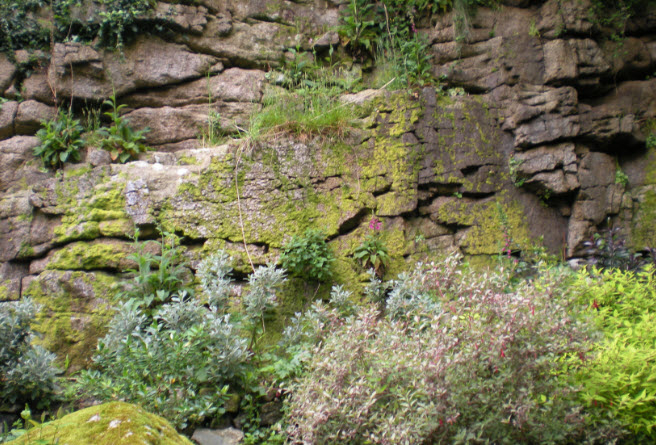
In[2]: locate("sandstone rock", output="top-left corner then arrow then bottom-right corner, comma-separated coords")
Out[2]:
20,73 -> 56,105
50,37 -> 218,100
0,136 -> 47,194
512,143 -> 579,194
20,269 -> 117,372
0,53 -> 15,93
0,100 -> 18,140
503,86 -> 580,148
152,2 -> 208,34
183,19 -> 291,69
123,102 -> 258,146
543,40 -> 577,84
14,100 -> 57,135
192,427 -> 244,445
578,151 -> 615,189
123,68 -> 266,108
538,0 -> 594,38
3,402 -> 192,445
567,218 -> 593,257
603,37 -> 652,78
0,261 -> 27,301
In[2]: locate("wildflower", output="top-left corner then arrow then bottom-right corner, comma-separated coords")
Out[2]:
368,216 -> 382,231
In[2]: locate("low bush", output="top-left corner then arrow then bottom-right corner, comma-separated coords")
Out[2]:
571,266 -> 656,440
0,298 -> 60,410
280,228 -> 334,283
76,249 -> 287,431
286,257 -> 613,444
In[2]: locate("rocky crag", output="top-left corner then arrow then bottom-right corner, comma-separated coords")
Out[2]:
0,0 -> 655,368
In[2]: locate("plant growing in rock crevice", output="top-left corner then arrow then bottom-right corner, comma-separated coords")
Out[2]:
354,216 -> 390,277
97,92 -> 150,163
34,109 -> 85,169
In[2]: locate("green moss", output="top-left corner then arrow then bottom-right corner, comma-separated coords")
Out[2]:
632,187 -> 656,248
25,270 -> 118,372
0,282 -> 13,301
435,194 -> 532,256
51,171 -> 130,244
46,241 -> 132,271
5,402 -> 192,445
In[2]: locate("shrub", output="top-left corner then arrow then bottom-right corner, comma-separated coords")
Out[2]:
571,266 -> 656,440
0,298 -> 60,410
76,296 -> 249,430
280,228 -> 334,282
76,250 -> 287,430
34,110 -> 85,169
286,258 -> 603,444
98,93 -> 150,163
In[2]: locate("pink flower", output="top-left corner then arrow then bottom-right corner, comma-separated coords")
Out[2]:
368,216 -> 382,231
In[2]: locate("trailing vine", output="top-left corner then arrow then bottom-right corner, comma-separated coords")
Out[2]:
0,0 -> 158,55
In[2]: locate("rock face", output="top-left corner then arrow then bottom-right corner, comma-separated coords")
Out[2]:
0,0 -> 655,367
3,402 -> 192,445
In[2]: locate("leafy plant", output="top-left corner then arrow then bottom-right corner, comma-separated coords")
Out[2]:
117,230 -> 193,316
75,295 -> 248,431
615,167 -> 629,187
33,110 -> 85,169
354,216 -> 389,277
571,266 -> 656,440
97,92 -> 150,163
280,228 -> 334,282
583,223 -> 643,271
0,298 -> 60,410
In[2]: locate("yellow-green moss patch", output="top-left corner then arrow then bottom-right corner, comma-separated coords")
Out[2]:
5,402 -> 192,445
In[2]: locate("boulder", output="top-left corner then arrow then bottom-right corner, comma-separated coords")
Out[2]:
23,269 -> 118,372
0,261 -> 28,302
50,37 -> 218,100
123,102 -> 258,146
14,100 -> 57,135
3,402 -> 192,445
0,100 -> 18,140
0,53 -> 15,93
123,68 -> 266,108
0,136 -> 48,194
192,427 -> 244,445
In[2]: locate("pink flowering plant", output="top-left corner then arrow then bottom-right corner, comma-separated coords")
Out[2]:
354,216 -> 390,278
285,256 -> 620,444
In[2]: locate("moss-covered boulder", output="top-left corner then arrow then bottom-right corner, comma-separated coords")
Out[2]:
5,402 -> 193,445
22,270 -> 118,373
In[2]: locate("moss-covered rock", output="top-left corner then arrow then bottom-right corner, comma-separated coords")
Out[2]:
23,270 -> 118,372
5,402 -> 192,445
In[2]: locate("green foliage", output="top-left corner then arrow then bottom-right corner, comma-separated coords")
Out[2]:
0,0 -> 157,54
583,224 -> 644,271
589,0 -> 650,38
0,0 -> 49,55
246,85 -> 355,141
33,109 -> 85,169
647,132 -> 656,150
117,230 -> 193,316
0,298 -> 60,410
571,267 -> 656,439
280,229 -> 334,282
353,235 -> 390,277
97,93 -> 150,163
615,167 -> 629,187
286,257 -> 602,444
75,296 -> 248,431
